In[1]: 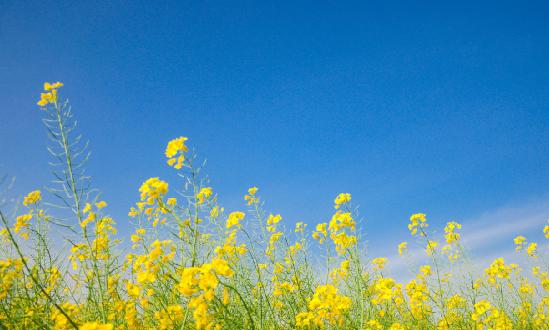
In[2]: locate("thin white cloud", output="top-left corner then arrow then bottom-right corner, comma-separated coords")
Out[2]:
381,195 -> 549,280
460,199 -> 548,249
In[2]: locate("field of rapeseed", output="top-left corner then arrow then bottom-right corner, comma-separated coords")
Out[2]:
0,83 -> 548,330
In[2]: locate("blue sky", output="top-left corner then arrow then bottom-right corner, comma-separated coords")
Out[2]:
1,1 -> 548,263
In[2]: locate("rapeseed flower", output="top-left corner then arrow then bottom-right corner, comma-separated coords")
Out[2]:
165,136 -> 188,169
514,235 -> 527,251
226,211 -> 245,229
244,186 -> 259,205
398,241 -> 407,256
22,190 -> 41,206
37,82 -> 63,107
372,257 -> 387,270
196,187 -> 213,204
334,193 -> 351,209
80,322 -> 113,330
408,213 -> 428,236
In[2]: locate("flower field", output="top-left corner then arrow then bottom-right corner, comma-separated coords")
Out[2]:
0,82 -> 548,329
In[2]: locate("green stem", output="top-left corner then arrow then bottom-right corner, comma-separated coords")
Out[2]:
0,210 -> 79,329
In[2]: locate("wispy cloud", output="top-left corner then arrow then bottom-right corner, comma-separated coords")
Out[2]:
459,198 -> 548,249
381,195 -> 549,280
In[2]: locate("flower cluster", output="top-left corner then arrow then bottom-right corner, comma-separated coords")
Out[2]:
165,136 -> 189,169
408,213 -> 428,236
177,258 -> 234,328
23,190 -> 41,206
295,284 -> 352,327
37,82 -> 63,107
334,192 -> 351,209
484,258 -> 517,286
244,186 -> 259,205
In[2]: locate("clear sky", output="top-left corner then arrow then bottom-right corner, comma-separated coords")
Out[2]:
1,1 -> 548,267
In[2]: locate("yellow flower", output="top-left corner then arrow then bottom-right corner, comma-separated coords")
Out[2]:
266,213 -> 282,232
446,294 -> 466,309
371,278 -> 399,305
196,187 -> 213,204
126,282 -> 140,299
472,300 -> 491,321
388,323 -> 405,330
485,258 -> 512,286
244,187 -> 259,205
154,305 -> 184,330
419,265 -> 431,277
408,213 -> 428,236
226,211 -> 245,229
514,235 -> 527,251
23,190 -> 41,206
296,284 -> 351,327
267,214 -> 282,225
312,223 -> 328,243
405,278 -> 429,317
80,322 -> 113,330
372,257 -> 387,270
364,320 -> 383,330
14,213 -> 32,239
139,177 -> 169,202
444,221 -> 461,244
83,203 -> 92,214
37,82 -> 63,107
334,193 -> 351,209
398,241 -> 407,256
519,279 -> 534,295
44,81 -> 63,90
248,187 -> 258,195
266,231 -> 283,257
329,211 -> 356,232
211,258 -> 234,277
131,228 -> 146,247
526,242 -> 537,257
295,221 -> 307,233
95,201 -> 107,209
80,211 -> 96,229
165,136 -> 188,169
